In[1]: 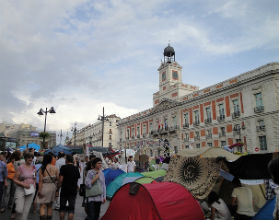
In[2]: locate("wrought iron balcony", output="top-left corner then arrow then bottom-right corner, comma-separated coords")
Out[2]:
219,133 -> 226,137
254,106 -> 264,113
194,136 -> 200,141
183,123 -> 189,128
217,115 -> 225,122
233,130 -> 241,136
256,125 -> 265,132
206,134 -> 212,139
205,118 -> 212,124
193,121 -> 200,127
232,111 -> 240,119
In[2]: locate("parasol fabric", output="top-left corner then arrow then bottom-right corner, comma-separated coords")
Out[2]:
165,155 -> 221,199
225,153 -> 273,179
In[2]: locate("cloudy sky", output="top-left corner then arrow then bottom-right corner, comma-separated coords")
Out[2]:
0,0 -> 278,139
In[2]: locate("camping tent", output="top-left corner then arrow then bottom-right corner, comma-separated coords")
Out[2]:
141,169 -> 166,179
253,197 -> 276,220
102,182 -> 204,220
45,145 -> 72,156
103,168 -> 125,187
135,177 -> 156,184
106,172 -> 143,198
18,143 -> 40,152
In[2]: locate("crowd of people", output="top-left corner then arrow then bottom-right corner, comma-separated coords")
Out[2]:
0,148 -> 278,220
0,149 -> 109,220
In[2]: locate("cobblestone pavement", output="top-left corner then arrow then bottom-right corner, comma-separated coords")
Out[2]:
0,195 -> 110,220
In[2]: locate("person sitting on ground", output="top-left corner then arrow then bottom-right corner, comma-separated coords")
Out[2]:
231,178 -> 255,220
208,191 -> 232,220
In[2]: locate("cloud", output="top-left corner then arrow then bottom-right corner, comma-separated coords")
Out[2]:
0,0 -> 277,137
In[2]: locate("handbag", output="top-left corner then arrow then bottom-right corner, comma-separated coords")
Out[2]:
79,184 -> 86,196
85,179 -> 103,197
24,184 -> 35,196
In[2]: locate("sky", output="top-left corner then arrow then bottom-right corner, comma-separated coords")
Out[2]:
0,0 -> 278,141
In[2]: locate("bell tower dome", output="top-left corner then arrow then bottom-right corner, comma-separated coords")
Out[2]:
163,44 -> 175,63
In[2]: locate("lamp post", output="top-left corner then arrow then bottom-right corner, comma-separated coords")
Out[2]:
37,107 -> 56,149
98,107 -> 109,147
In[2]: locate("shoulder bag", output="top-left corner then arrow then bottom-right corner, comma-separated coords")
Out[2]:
85,179 -> 103,197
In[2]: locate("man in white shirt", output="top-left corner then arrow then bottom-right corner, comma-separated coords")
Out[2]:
56,152 -> 66,172
55,152 -> 66,210
127,156 -> 136,173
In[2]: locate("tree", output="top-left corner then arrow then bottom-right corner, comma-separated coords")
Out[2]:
39,132 -> 50,148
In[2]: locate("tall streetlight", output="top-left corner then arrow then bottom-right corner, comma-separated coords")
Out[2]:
98,107 -> 109,147
37,107 -> 56,149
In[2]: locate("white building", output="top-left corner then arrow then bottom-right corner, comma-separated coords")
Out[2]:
117,45 -> 279,156
72,114 -> 121,149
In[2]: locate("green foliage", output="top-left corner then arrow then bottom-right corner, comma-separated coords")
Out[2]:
39,132 -> 50,139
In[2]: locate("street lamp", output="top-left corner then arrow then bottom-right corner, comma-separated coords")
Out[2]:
98,107 -> 109,147
37,107 -> 56,149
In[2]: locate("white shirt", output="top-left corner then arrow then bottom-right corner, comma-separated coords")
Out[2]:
211,198 -> 232,220
127,161 -> 136,172
232,186 -> 255,217
56,157 -> 66,172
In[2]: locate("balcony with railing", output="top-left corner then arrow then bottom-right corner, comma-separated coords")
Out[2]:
205,118 -> 212,124
233,130 -> 241,136
232,111 -> 240,119
254,106 -> 264,113
256,125 -> 265,132
183,123 -> 189,128
219,132 -> 226,138
151,130 -> 158,136
206,134 -> 212,139
137,134 -> 140,138
193,121 -> 200,127
194,136 -> 200,141
184,138 -> 189,142
217,115 -> 225,122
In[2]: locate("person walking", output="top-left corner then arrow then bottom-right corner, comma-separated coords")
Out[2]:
1,152 -> 17,212
85,158 -> 106,220
127,156 -> 136,173
58,155 -> 80,220
208,191 -> 232,220
231,178 -> 255,220
0,152 -> 7,213
268,157 -> 279,220
36,154 -> 58,220
13,152 -> 36,220
54,152 -> 65,210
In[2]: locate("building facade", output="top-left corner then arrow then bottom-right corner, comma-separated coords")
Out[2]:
117,45 -> 279,156
0,122 -> 56,148
72,114 -> 120,148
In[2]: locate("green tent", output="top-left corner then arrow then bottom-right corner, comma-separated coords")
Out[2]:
141,169 -> 166,179
135,177 -> 155,184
